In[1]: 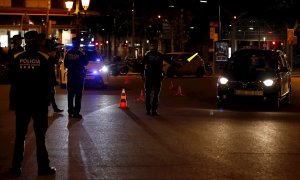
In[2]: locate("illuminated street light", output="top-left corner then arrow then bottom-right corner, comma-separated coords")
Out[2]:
81,0 -> 90,11
65,0 -> 74,15
65,0 -> 90,34
65,0 -> 90,16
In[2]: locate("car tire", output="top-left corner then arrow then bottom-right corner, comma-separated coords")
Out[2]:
205,67 -> 213,76
269,91 -> 281,110
119,66 -> 129,75
282,86 -> 291,106
196,67 -> 204,78
166,67 -> 175,78
217,100 -> 225,109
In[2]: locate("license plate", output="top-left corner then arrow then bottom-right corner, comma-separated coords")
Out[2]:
85,75 -> 95,80
234,90 -> 263,96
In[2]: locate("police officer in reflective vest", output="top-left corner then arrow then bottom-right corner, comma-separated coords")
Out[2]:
10,31 -> 56,176
141,39 -> 164,115
64,37 -> 88,119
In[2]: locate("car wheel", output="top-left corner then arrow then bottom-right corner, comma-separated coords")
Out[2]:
217,99 -> 225,109
282,86 -> 291,106
269,91 -> 280,110
196,67 -> 204,78
166,67 -> 175,78
176,73 -> 183,78
205,67 -> 213,76
119,66 -> 129,75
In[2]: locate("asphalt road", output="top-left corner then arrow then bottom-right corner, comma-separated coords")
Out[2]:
1,76 -> 300,179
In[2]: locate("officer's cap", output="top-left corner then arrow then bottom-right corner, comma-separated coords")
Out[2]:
11,35 -> 24,41
24,31 -> 39,41
149,38 -> 158,45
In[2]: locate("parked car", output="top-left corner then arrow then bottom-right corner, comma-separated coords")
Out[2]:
163,52 -> 206,77
84,48 -> 109,88
109,56 -> 129,76
217,49 -> 292,110
55,46 -> 109,88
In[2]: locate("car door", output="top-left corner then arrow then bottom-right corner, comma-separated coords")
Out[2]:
176,54 -> 192,75
277,55 -> 290,97
188,55 -> 204,74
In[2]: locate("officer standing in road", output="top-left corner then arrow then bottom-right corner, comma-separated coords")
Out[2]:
8,35 -> 24,110
37,34 -> 63,115
141,39 -> 164,115
64,37 -> 88,119
9,31 -> 56,176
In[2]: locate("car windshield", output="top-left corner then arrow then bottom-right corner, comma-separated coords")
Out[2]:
227,50 -> 277,72
165,53 -> 199,64
85,50 -> 103,62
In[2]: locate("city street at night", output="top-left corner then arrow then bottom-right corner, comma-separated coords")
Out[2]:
1,75 -> 300,179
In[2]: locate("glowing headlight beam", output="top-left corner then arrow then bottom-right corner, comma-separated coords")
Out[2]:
100,65 -> 108,73
219,77 -> 229,85
263,79 -> 274,86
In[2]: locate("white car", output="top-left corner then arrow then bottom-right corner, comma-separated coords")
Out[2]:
163,52 -> 206,77
55,46 -> 109,88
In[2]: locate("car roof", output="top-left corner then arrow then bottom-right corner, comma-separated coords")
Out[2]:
166,52 -> 195,55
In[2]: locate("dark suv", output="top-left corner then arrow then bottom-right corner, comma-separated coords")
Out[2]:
217,49 -> 292,110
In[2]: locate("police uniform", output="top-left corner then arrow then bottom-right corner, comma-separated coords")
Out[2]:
64,37 -> 88,118
141,39 -> 164,115
10,31 -> 56,176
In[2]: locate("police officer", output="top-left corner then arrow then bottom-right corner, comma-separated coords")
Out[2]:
141,39 -> 164,115
9,31 -> 56,176
37,34 -> 63,115
8,35 -> 24,110
64,37 -> 88,119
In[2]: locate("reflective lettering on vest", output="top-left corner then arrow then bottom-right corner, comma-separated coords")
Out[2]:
20,59 -> 41,69
68,54 -> 80,60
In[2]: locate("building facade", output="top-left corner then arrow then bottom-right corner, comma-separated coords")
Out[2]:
0,0 -> 99,50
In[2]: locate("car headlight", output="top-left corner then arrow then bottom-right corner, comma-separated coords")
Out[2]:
219,77 -> 229,85
92,70 -> 99,74
263,79 -> 274,86
99,65 -> 108,73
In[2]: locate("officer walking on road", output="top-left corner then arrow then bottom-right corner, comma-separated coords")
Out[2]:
9,30 -> 56,176
141,39 -> 164,115
64,37 -> 88,119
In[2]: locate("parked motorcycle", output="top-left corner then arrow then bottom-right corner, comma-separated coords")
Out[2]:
205,61 -> 213,76
109,56 -> 129,76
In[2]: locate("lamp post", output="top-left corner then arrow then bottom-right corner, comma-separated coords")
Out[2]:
65,0 -> 90,35
200,0 -> 222,74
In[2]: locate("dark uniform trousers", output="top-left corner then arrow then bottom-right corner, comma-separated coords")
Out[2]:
67,75 -> 84,115
145,76 -> 162,112
12,105 -> 50,169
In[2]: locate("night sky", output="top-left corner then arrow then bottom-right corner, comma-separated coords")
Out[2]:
88,0 -> 299,22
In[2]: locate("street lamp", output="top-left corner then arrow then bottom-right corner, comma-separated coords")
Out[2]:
81,0 -> 90,12
65,0 -> 90,34
65,1 -> 74,15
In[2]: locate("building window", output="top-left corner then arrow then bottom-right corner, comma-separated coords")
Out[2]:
51,0 -> 64,9
12,0 -> 25,7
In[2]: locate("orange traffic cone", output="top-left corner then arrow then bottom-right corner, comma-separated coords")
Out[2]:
169,80 -> 174,90
137,89 -> 145,102
119,88 -> 128,109
175,85 -> 184,96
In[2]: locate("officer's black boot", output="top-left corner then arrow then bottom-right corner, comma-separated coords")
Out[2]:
38,166 -> 56,176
